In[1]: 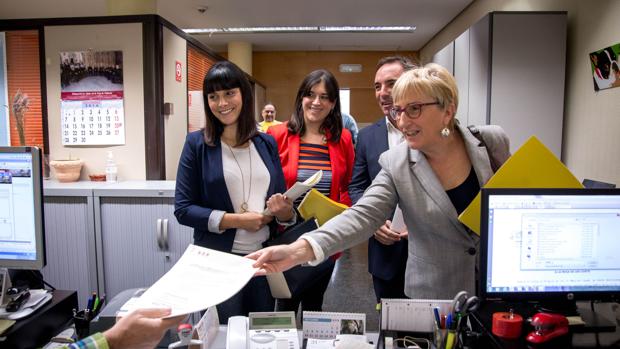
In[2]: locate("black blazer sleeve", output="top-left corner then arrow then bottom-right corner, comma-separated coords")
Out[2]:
174,132 -> 213,231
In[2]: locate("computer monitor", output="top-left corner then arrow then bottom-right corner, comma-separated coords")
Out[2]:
0,146 -> 45,270
480,188 -> 620,303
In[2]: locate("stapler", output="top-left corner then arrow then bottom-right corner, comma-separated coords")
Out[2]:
526,313 -> 569,344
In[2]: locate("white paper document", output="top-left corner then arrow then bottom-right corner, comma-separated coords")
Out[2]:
126,244 -> 256,317
390,205 -> 406,233
264,170 -> 322,215
266,272 -> 292,299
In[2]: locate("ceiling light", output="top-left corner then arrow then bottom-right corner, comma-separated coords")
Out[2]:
321,26 -> 416,32
185,27 -> 315,34
184,26 -> 416,34
226,27 -> 316,33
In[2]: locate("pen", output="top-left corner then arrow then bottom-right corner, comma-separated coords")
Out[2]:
86,293 -> 95,311
445,331 -> 456,349
433,307 -> 441,328
93,294 -> 100,313
98,294 -> 106,311
446,313 -> 452,330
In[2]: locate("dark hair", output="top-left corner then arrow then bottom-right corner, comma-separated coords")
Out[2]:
288,69 -> 343,142
596,50 -> 612,79
376,55 -> 418,72
202,61 -> 256,146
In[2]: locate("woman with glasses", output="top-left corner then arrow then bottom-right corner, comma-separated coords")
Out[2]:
266,69 -> 355,313
250,63 -> 511,300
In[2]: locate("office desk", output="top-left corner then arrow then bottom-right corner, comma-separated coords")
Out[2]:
0,290 -> 77,349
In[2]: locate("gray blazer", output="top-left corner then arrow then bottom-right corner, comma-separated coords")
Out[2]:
306,122 -> 510,299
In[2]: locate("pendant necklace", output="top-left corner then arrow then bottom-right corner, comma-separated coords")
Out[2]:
226,142 -> 252,212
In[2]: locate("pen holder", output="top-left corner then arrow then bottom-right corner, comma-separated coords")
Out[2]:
434,326 -> 459,349
73,310 -> 92,339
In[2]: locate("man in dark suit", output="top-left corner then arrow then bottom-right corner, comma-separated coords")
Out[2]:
349,56 -> 416,302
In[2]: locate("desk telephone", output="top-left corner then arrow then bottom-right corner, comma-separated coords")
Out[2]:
227,312 -> 300,349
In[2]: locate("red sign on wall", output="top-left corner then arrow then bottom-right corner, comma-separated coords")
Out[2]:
175,61 -> 182,82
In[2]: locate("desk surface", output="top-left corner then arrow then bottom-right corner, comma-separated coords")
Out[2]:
1,290 -> 77,349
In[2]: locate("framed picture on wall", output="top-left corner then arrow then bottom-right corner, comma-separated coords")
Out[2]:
589,43 -> 620,91
60,50 -> 126,145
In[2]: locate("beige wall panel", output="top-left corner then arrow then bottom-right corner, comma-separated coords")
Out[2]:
45,23 -> 145,180
162,27 -> 188,180
252,51 -> 417,125
349,88 -> 382,124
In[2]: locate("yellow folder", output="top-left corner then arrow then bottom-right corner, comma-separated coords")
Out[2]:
298,189 -> 348,226
459,136 -> 583,235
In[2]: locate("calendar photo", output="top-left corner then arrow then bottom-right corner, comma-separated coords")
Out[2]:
60,50 -> 126,145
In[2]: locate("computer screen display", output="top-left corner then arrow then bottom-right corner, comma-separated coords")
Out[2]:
0,147 -> 45,270
480,188 -> 620,302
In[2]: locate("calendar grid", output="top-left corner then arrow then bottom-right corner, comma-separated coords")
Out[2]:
60,50 -> 126,146
61,99 -> 125,145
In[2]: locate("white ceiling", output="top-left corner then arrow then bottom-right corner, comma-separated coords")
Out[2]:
0,0 -> 473,52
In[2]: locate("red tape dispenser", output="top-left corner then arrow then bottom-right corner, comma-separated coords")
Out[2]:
526,313 -> 569,344
492,309 -> 523,339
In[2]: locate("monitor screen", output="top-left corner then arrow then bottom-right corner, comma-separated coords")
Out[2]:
480,188 -> 620,302
0,147 -> 45,270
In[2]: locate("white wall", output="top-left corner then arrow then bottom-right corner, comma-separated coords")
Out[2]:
432,42 -> 454,75
163,27 -> 188,180
45,23 -> 146,180
421,0 -> 620,185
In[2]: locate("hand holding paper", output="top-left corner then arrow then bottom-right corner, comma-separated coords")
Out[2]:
264,170 -> 323,215
123,245 -> 257,317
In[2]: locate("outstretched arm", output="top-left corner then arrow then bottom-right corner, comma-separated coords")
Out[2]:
246,239 -> 316,276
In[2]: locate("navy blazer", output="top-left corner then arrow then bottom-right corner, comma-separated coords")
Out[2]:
348,118 -> 407,280
174,131 -> 286,252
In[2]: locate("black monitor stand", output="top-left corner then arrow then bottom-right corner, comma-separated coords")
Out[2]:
574,303 -> 617,333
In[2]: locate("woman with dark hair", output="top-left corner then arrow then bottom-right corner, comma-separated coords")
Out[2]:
174,61 -> 295,323
267,69 -> 355,313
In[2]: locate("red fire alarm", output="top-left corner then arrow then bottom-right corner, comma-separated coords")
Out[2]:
175,61 -> 182,82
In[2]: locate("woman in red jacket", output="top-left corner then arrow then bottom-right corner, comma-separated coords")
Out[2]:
267,69 -> 355,313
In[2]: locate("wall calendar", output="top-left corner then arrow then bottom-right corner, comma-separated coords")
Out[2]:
60,50 -> 125,145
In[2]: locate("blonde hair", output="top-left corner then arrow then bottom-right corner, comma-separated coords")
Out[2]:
392,63 -> 459,125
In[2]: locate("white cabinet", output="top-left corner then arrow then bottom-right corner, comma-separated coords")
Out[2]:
42,180 -> 193,306
42,190 -> 98,310
94,182 -> 193,300
433,12 -> 567,157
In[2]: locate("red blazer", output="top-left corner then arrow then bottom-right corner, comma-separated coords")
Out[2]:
267,122 -> 355,206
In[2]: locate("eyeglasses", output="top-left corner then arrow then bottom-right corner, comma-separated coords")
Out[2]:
305,91 -> 331,103
389,101 -> 440,120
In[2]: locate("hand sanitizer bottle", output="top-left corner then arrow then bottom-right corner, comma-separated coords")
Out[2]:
105,151 -> 118,182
